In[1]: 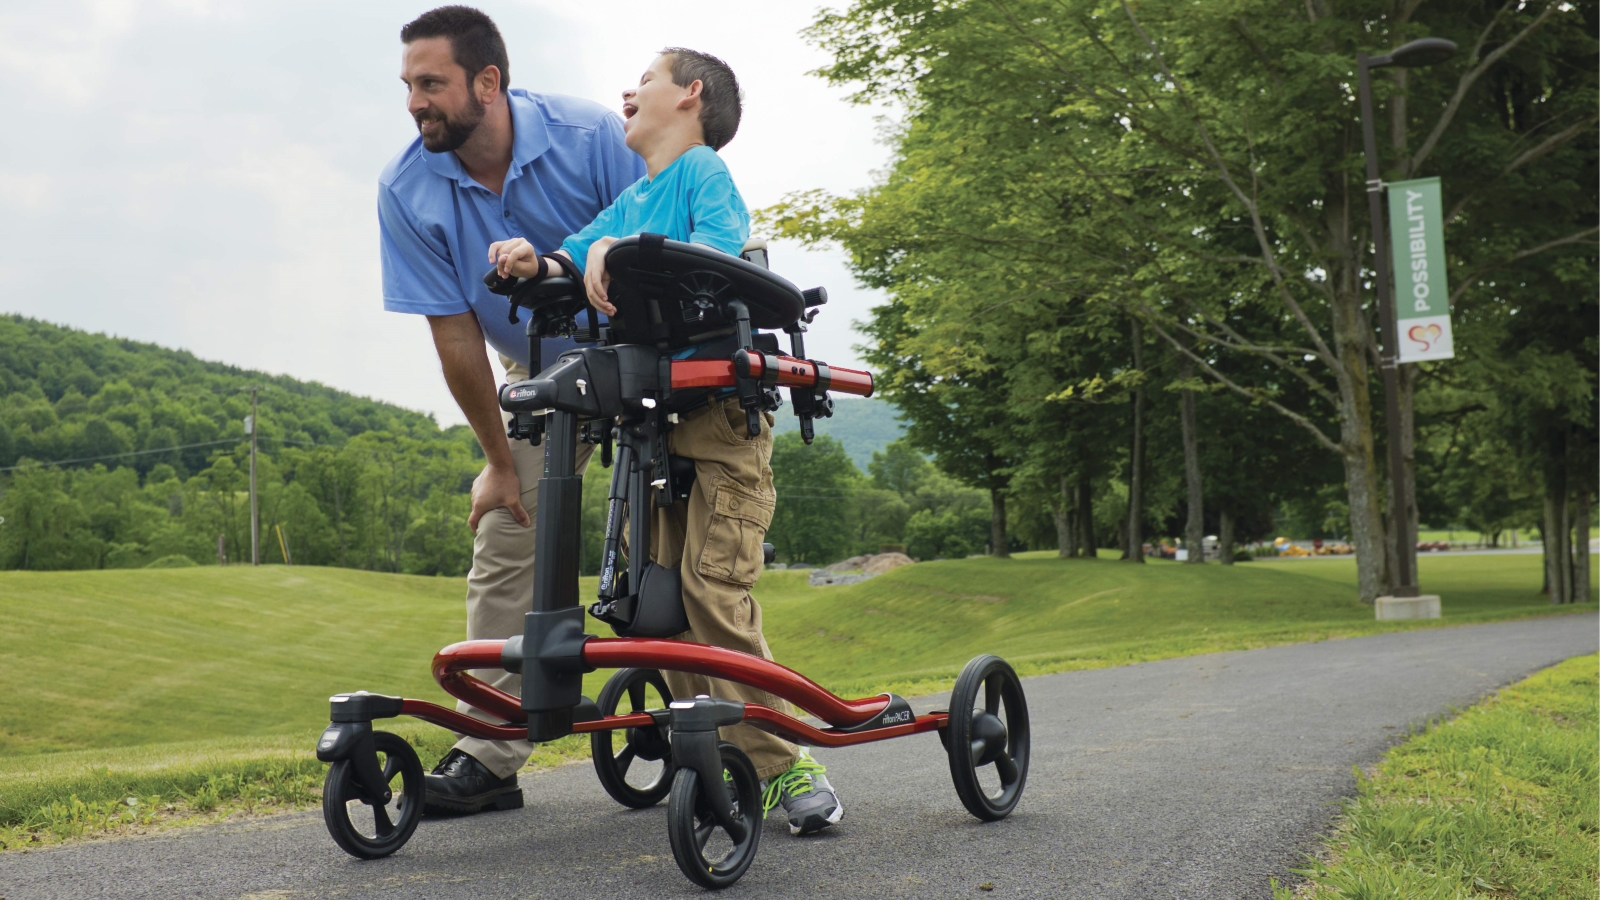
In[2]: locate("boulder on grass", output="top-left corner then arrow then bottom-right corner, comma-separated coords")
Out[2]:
862,552 -> 914,576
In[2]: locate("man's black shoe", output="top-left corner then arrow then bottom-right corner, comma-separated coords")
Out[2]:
423,749 -> 524,816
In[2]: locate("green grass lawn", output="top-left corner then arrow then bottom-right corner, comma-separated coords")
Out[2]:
0,552 -> 1589,844
1278,652 -> 1598,899
758,551 -> 1595,698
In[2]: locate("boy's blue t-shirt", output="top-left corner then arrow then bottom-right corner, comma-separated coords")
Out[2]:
559,145 -> 750,270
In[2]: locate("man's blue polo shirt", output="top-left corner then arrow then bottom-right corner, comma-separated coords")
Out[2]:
378,89 -> 645,369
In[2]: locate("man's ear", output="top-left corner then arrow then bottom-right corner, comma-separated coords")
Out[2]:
475,64 -> 503,103
675,78 -> 703,111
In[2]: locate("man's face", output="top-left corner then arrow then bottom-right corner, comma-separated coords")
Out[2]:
401,37 -> 485,153
620,55 -> 696,153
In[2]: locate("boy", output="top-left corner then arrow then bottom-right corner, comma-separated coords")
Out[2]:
486,49 -> 843,836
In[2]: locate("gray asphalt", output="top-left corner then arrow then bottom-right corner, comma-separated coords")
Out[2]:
3,613 -> 1594,900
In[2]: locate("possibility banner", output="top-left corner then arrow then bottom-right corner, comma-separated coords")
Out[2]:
1388,176 -> 1453,362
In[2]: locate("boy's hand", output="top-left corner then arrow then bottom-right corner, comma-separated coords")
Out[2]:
487,238 -> 542,279
584,237 -> 618,316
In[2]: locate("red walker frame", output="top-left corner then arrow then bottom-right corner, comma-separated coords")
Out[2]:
316,249 -> 1028,889
392,358 -> 945,750
402,637 -> 949,748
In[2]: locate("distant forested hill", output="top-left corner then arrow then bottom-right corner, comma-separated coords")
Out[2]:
0,317 -> 958,574
769,397 -> 903,471
0,316 -> 479,574
0,315 -> 449,475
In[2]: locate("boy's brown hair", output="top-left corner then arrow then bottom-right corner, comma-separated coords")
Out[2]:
660,48 -> 741,151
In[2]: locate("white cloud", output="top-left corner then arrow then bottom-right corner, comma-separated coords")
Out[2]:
0,0 -> 891,427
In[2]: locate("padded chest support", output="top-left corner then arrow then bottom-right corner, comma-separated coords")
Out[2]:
604,235 -> 805,349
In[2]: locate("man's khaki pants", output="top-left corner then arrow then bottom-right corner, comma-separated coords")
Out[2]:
452,359 -> 594,778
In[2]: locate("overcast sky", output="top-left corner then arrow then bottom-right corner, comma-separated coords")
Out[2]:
0,0 -> 890,427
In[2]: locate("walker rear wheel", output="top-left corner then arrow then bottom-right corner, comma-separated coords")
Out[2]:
322,731 -> 424,858
591,667 -> 676,808
667,741 -> 763,890
945,655 -> 1029,821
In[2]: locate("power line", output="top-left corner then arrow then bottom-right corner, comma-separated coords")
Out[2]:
0,437 -> 318,473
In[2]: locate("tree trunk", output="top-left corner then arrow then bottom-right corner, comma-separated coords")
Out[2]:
1077,473 -> 1094,558
1544,488 -> 1571,604
1124,318 -> 1146,563
1055,474 -> 1075,558
1542,437 -> 1572,603
990,486 -> 1009,558
1329,269 -> 1387,602
1573,490 -> 1592,604
1219,508 -> 1236,566
1180,354 -> 1204,564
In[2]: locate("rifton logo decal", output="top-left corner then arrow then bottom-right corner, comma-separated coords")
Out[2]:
881,710 -> 912,726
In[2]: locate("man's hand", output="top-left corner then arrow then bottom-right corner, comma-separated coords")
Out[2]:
488,237 -> 542,279
583,237 -> 618,315
469,461 -> 529,532
428,312 -> 527,534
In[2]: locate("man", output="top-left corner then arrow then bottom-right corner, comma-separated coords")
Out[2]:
378,5 -> 644,815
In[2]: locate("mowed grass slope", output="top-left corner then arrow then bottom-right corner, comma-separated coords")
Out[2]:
1281,653 -> 1598,899
0,567 -> 471,755
0,552 -> 1588,839
0,553 -> 1587,755
759,552 -> 1593,698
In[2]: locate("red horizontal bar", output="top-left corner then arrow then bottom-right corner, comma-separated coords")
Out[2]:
400,699 -> 527,742
742,705 -> 948,748
670,357 -> 874,397
582,638 -> 889,728
401,698 -> 661,740
672,359 -> 737,389
427,637 -> 918,743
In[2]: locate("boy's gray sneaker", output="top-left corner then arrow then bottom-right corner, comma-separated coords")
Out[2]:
760,750 -> 843,835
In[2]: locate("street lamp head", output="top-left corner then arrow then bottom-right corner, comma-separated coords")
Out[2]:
1373,37 -> 1458,69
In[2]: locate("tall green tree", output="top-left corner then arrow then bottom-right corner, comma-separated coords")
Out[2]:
774,0 -> 1594,600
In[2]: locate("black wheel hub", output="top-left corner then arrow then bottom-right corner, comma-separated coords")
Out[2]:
971,711 -> 1009,766
626,724 -> 670,761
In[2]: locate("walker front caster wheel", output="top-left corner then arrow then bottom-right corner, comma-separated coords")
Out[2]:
322,731 -> 424,858
592,667 -> 676,808
667,741 -> 762,890
945,654 -> 1029,821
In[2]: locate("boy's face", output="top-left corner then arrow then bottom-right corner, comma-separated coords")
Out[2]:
621,54 -> 698,152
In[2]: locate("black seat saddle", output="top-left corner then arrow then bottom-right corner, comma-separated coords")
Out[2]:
604,234 -> 804,349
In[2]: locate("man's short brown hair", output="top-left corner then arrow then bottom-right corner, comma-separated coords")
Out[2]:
402,6 -> 510,92
660,48 -> 741,151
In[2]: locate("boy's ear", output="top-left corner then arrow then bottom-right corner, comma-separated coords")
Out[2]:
675,78 -> 703,111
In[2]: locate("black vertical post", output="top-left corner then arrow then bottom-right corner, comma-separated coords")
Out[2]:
521,408 -> 587,741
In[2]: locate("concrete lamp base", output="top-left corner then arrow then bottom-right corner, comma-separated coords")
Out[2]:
1375,594 -> 1442,620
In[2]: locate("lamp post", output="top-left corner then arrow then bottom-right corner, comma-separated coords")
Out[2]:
1356,37 -> 1456,600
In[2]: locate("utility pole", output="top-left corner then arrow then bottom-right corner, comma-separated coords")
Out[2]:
247,386 -> 259,566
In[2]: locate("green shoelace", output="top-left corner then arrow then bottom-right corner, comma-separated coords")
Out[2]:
761,755 -> 827,814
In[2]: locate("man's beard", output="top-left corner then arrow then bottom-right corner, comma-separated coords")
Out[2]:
415,91 -> 485,153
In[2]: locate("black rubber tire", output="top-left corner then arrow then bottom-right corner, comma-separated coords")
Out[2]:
946,654 -> 1030,821
667,741 -> 762,890
322,731 -> 424,859
591,667 -> 676,809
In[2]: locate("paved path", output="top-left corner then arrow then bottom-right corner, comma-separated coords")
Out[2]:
3,614 -> 1593,900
